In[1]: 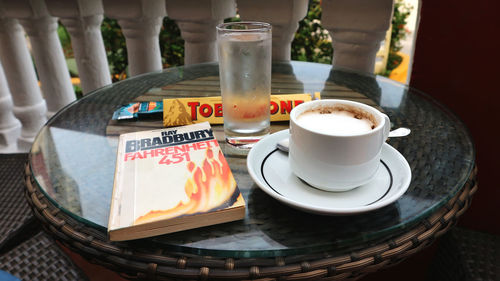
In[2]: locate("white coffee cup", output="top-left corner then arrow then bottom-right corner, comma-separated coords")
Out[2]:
289,99 -> 391,192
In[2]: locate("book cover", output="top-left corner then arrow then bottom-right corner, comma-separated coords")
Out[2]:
108,122 -> 245,241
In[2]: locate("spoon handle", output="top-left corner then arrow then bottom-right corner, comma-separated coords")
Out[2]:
276,137 -> 290,152
388,127 -> 411,138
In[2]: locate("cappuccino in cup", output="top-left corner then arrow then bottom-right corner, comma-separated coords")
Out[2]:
296,105 -> 377,136
289,99 -> 390,192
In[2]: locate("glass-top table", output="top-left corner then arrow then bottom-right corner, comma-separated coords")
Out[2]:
27,61 -> 476,278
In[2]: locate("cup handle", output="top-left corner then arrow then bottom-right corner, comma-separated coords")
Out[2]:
383,114 -> 391,141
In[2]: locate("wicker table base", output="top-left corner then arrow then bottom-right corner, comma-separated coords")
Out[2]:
25,164 -> 477,281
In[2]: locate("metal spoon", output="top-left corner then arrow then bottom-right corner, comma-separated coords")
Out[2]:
276,127 -> 411,153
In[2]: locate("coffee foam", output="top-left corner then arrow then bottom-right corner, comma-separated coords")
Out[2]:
296,105 -> 377,136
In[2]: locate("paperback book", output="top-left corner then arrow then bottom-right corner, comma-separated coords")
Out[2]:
108,122 -> 245,241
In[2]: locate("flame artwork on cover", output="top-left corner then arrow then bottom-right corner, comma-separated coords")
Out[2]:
134,148 -> 241,225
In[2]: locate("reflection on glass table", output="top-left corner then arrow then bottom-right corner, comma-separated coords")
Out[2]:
27,61 -> 476,279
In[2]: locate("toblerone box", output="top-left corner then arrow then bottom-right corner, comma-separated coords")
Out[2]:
163,93 -> 320,127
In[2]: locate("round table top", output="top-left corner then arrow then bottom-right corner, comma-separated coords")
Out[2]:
29,61 -> 475,258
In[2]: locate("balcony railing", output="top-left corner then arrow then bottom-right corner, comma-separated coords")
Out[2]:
0,0 -> 393,153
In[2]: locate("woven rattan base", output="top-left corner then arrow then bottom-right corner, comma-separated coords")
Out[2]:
24,163 -> 477,281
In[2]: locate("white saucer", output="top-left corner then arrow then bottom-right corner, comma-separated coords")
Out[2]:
247,130 -> 412,215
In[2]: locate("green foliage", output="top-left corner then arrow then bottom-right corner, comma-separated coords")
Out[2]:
57,23 -> 72,58
381,53 -> 403,76
58,17 -> 183,98
100,17 -> 185,81
73,84 -> 83,99
224,15 -> 242,23
101,18 -> 128,81
159,17 -> 184,68
291,0 -> 333,64
384,0 -> 412,74
390,0 -> 412,54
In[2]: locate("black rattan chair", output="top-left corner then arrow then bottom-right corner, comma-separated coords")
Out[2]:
0,153 -> 37,253
0,153 -> 88,280
0,231 -> 88,281
427,227 -> 500,281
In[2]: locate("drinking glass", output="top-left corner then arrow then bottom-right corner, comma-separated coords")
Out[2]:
216,22 -> 272,148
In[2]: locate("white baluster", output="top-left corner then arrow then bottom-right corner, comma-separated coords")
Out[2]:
165,0 -> 236,65
103,0 -> 166,76
0,17 -> 47,151
3,0 -> 75,118
0,62 -> 22,153
46,0 -> 111,94
321,0 -> 394,73
236,0 -> 308,61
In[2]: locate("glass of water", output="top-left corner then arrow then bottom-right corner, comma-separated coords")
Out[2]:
216,22 -> 272,148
